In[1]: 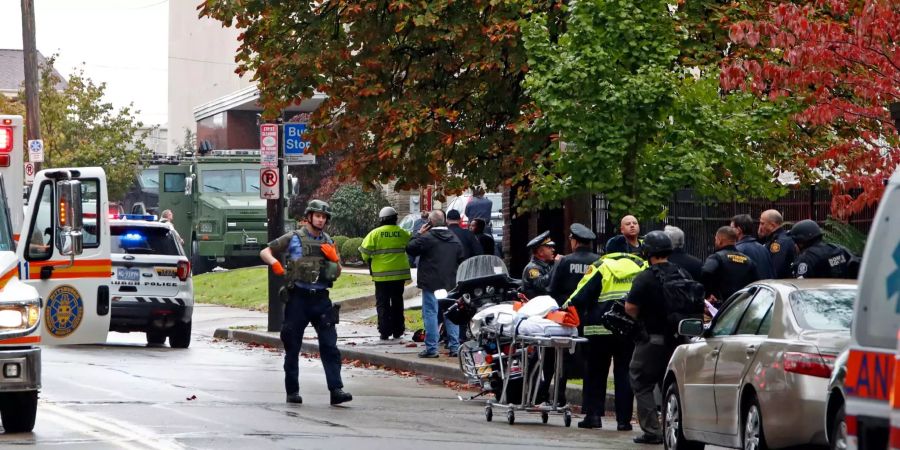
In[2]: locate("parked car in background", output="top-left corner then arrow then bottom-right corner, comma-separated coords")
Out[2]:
445,192 -> 503,255
663,279 -> 856,450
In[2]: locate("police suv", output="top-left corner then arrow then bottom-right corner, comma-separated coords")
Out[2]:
108,214 -> 193,348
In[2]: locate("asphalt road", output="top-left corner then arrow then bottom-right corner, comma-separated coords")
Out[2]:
0,305 -> 659,449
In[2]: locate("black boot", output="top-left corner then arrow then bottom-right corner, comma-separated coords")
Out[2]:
286,393 -> 303,404
577,415 -> 602,429
330,389 -> 353,405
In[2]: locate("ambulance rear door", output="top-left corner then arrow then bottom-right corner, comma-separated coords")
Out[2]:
18,167 -> 112,345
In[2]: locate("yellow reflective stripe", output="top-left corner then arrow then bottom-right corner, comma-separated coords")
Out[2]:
361,247 -> 406,255
583,325 -> 611,336
370,269 -> 410,278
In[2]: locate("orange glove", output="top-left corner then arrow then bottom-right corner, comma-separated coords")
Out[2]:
271,260 -> 285,276
321,243 -> 340,263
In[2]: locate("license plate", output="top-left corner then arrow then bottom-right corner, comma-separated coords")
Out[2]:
116,268 -> 140,281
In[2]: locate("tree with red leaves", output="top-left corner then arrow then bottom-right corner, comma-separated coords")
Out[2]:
721,0 -> 900,217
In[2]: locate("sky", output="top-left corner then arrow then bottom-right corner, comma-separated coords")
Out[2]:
0,0 -> 168,126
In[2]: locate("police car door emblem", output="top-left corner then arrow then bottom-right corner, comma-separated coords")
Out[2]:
45,285 -> 84,337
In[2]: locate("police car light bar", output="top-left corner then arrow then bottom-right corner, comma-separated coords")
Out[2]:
110,214 -> 159,221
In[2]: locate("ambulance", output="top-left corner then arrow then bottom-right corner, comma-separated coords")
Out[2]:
830,165 -> 900,450
0,115 -> 113,432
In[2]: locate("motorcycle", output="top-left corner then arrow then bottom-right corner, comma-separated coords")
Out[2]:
437,255 -> 525,403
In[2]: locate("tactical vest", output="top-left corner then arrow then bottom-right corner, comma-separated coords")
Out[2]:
577,252 -> 647,336
285,227 -> 339,286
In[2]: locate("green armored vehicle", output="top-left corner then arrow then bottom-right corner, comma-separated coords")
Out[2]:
158,150 -> 293,274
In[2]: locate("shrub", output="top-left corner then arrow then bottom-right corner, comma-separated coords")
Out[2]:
328,184 -> 390,237
331,235 -> 349,252
341,237 -> 364,263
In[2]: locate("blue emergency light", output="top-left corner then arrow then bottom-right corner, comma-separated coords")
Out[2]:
110,214 -> 158,221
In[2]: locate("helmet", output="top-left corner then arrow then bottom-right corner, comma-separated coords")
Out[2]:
788,219 -> 823,245
304,199 -> 332,219
379,206 -> 398,219
642,230 -> 673,257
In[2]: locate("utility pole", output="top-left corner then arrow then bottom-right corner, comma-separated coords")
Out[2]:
21,0 -> 41,171
267,117 -> 286,331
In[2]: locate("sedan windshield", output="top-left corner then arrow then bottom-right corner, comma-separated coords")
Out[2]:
789,288 -> 855,331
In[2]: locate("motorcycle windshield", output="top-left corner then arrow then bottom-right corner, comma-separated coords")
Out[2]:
456,255 -> 509,284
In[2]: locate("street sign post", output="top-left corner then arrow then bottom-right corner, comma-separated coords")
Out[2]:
27,139 -> 43,163
24,162 -> 34,184
259,167 -> 280,200
259,124 -> 278,167
283,123 -> 316,165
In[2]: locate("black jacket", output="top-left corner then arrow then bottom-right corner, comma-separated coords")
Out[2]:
668,249 -> 702,281
475,233 -> 495,257
736,236 -> 775,279
763,228 -> 798,279
406,227 -> 465,291
701,245 -> 760,304
448,224 -> 483,259
548,247 -> 600,305
793,241 -> 855,279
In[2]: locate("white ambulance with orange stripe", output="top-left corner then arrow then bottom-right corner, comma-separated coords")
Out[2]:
0,115 -> 113,432
825,166 -> 900,450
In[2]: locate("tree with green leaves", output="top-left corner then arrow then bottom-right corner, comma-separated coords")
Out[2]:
521,0 -> 794,219
0,57 -> 149,200
200,0 -> 561,196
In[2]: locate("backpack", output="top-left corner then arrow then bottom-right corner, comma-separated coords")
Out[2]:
651,265 -> 706,334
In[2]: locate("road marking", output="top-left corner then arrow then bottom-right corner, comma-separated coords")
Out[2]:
41,403 -> 184,450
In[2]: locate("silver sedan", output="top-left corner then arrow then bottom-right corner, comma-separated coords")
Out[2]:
662,279 -> 856,450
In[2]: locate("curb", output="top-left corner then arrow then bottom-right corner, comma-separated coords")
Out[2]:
213,328 -> 623,413
335,284 -> 419,313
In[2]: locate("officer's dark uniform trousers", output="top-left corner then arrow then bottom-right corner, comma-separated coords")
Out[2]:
630,334 -> 675,437
584,334 -> 634,423
281,288 -> 343,394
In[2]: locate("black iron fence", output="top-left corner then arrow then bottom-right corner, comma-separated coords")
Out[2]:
592,187 -> 877,260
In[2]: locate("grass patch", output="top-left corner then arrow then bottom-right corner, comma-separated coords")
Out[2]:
195,266 -> 374,312
569,378 -> 616,391
363,309 -> 424,331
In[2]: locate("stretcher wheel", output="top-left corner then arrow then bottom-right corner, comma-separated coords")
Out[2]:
507,409 -> 515,425
563,411 -> 572,427
485,407 -> 493,422
541,412 -> 549,424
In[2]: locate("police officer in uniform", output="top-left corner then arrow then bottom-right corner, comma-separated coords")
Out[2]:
259,200 -> 353,405
758,209 -> 798,278
548,223 -> 601,304
789,219 -> 855,278
359,207 -> 412,340
535,224 -> 600,407
701,226 -> 760,305
521,231 -> 558,298
565,249 -> 647,430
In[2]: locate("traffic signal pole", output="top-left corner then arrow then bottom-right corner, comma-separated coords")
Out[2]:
267,118 -> 286,332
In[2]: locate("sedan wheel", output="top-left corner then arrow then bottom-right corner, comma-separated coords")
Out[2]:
664,392 -> 681,449
743,400 -> 768,450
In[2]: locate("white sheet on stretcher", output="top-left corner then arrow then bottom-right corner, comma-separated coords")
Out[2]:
513,316 -> 578,337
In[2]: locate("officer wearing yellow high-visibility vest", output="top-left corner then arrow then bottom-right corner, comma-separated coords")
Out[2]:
564,252 -> 647,430
359,207 -> 412,340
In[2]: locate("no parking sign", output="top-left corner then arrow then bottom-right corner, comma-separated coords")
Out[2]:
24,162 -> 35,184
259,167 -> 280,200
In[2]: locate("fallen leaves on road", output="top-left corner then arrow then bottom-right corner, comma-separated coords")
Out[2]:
186,395 -> 197,401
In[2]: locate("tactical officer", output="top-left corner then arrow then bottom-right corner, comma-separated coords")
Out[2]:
625,231 -> 678,444
565,250 -> 647,430
259,200 -> 353,406
521,231 -> 559,298
359,207 -> 412,340
758,209 -> 798,278
788,219 -> 856,278
536,223 -> 600,407
701,226 -> 760,305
